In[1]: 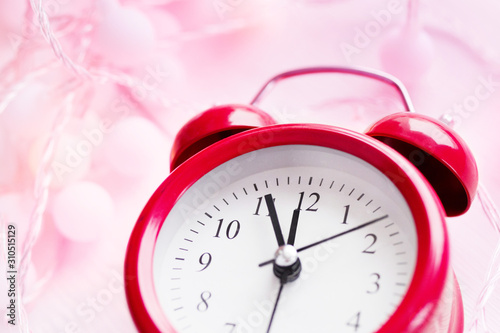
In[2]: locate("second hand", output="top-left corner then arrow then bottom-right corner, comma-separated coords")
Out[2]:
267,281 -> 285,333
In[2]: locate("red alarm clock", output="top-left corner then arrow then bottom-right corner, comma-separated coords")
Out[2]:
125,67 -> 478,333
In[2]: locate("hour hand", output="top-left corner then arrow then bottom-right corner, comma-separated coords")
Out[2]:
264,194 -> 285,246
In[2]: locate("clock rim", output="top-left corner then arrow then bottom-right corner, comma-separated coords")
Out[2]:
124,123 -> 450,333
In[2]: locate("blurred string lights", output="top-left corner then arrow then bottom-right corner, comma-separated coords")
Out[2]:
0,0 -> 283,331
0,0 -> 499,332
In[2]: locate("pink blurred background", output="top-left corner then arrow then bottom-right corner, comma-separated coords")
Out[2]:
0,0 -> 499,332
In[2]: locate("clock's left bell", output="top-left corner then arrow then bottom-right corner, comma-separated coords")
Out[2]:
170,104 -> 277,171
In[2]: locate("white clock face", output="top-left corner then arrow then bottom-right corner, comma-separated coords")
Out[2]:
153,145 -> 417,333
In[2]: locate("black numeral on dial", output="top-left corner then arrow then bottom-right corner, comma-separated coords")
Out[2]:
298,191 -> 320,211
197,291 -> 212,312
198,252 -> 212,272
347,311 -> 361,331
254,196 -> 264,216
341,204 -> 350,224
367,273 -> 381,294
214,219 -> 240,239
362,234 -> 377,254
225,323 -> 236,332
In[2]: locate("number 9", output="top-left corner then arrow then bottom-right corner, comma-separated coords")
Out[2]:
198,252 -> 212,272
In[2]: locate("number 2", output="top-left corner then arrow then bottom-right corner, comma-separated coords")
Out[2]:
362,234 -> 377,254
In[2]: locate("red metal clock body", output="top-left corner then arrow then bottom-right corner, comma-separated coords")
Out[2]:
125,117 -> 476,333
125,68 -> 478,333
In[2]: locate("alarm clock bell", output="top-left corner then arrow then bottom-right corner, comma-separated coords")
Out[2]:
171,104 -> 477,218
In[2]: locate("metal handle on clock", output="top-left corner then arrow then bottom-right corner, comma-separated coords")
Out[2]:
250,66 -> 416,113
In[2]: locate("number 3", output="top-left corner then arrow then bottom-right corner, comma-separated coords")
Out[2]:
367,273 -> 381,294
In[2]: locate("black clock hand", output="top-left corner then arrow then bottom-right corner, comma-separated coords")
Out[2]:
265,194 -> 285,246
266,281 -> 285,333
297,214 -> 388,252
287,208 -> 300,245
258,214 -> 389,267
264,194 -> 303,332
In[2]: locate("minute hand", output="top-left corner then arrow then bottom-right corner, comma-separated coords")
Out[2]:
296,214 -> 389,252
258,214 -> 389,267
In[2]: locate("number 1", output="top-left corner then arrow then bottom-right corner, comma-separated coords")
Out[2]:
342,205 -> 350,224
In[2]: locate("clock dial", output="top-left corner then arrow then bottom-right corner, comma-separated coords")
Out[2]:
153,145 -> 417,333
